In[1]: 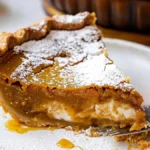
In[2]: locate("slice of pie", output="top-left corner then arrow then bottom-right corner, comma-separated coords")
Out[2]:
0,12 -> 146,131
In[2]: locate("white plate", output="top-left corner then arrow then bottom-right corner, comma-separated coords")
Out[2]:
0,38 -> 150,150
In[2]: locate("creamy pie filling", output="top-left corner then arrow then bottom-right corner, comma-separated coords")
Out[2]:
46,100 -> 137,127
0,81 -> 145,130
44,100 -> 136,122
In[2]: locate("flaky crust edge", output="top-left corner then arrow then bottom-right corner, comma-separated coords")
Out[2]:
0,12 -> 96,57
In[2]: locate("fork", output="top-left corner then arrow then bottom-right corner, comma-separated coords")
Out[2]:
92,106 -> 150,136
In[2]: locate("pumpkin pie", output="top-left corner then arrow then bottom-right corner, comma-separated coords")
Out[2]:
0,12 -> 146,131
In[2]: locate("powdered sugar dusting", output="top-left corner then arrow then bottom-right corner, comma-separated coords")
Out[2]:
11,26 -> 103,81
59,54 -> 133,89
53,12 -> 89,24
10,25 -> 133,90
11,57 -> 53,80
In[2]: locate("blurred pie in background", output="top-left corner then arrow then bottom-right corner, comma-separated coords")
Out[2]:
43,0 -> 150,32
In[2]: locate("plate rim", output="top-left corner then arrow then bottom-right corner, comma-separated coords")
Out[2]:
103,38 -> 150,53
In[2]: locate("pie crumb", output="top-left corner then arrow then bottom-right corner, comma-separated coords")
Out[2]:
125,76 -> 130,83
114,132 -> 150,150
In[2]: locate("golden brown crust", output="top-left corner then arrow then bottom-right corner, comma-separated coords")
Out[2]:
114,132 -> 150,150
0,12 -> 96,57
52,12 -> 96,30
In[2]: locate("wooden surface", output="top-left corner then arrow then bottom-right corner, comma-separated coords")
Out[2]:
42,0 -> 150,46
